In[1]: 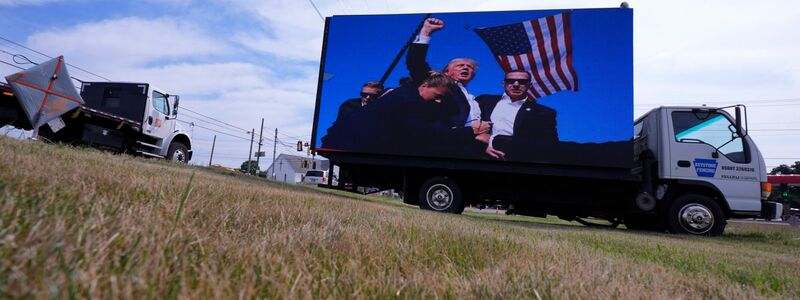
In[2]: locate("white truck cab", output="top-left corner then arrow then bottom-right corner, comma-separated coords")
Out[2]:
635,105 -> 781,234
140,84 -> 192,162
78,82 -> 193,162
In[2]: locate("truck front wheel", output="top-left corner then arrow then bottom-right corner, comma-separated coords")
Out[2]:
666,194 -> 726,236
419,177 -> 464,214
167,142 -> 189,163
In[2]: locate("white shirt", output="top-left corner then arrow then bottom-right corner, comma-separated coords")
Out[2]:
489,93 -> 527,147
457,82 -> 482,127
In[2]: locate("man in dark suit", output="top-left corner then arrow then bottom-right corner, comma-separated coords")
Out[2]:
334,81 -> 384,124
477,70 -> 559,160
406,17 -> 491,158
322,72 -> 454,155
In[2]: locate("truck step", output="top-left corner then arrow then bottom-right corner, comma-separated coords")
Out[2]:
136,141 -> 162,150
136,150 -> 164,158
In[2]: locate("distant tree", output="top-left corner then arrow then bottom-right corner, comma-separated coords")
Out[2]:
768,161 -> 800,209
770,161 -> 800,175
240,160 -> 259,174
769,164 -> 796,175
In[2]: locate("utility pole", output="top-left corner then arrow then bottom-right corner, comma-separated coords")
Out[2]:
208,135 -> 217,167
247,128 -> 254,175
255,118 -> 264,172
272,128 -> 278,179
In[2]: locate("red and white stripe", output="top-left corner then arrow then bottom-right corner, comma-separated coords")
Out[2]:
497,13 -> 578,99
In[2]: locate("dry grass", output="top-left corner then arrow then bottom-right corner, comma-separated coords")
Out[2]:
1,136 -> 799,299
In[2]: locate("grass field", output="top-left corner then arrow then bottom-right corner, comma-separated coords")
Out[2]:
1,136 -> 799,299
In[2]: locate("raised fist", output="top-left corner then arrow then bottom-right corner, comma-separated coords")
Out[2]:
420,18 -> 445,36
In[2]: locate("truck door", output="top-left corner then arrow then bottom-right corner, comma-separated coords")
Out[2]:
666,109 -> 761,212
143,89 -> 172,139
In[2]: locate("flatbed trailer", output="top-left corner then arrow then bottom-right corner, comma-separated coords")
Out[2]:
1,57 -> 193,162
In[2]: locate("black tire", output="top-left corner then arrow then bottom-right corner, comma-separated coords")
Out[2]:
666,194 -> 726,236
166,142 -> 189,163
418,177 -> 464,214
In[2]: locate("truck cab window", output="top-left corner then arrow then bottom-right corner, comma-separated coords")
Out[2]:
152,91 -> 170,115
633,120 -> 644,140
672,111 -> 747,163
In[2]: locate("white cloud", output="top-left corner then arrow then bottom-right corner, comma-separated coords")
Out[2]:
633,0 -> 800,104
225,0 -> 326,61
119,62 -> 273,96
232,33 -> 323,61
26,17 -> 226,76
224,0 -> 610,60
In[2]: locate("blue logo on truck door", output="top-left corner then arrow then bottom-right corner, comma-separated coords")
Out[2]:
693,159 -> 718,177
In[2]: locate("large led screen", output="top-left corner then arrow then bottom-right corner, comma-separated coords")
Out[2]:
313,7 -> 633,168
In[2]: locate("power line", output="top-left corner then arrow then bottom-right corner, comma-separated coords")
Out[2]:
0,48 -> 36,65
190,152 -> 248,160
176,119 -> 251,142
181,107 -> 250,132
278,141 -> 296,148
0,59 -> 24,70
178,110 -> 285,144
0,35 -> 111,81
178,114 -> 252,137
277,131 -> 311,140
181,111 -> 276,143
307,0 -> 324,20
1,50 -> 86,86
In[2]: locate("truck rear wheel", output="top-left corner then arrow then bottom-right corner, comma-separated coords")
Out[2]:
419,177 -> 464,214
167,142 -> 189,163
666,194 -> 726,236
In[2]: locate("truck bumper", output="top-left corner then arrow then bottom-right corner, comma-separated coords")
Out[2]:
761,201 -> 783,220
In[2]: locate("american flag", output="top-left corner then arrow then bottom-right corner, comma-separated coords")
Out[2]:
475,12 -> 578,99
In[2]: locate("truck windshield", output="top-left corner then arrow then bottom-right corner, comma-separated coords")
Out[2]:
306,170 -> 324,177
672,111 -> 747,163
633,120 -> 644,140
152,91 -> 170,115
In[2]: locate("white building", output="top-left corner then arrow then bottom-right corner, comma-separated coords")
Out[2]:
265,154 -> 330,184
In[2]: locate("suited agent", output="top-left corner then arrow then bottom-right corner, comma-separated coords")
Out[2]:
334,81 -> 384,123
406,17 -> 492,156
477,70 -> 559,160
353,72 -> 455,155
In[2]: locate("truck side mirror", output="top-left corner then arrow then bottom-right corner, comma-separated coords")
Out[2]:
734,106 -> 744,137
172,95 -> 180,116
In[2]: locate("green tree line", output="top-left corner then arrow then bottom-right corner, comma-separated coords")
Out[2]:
769,161 -> 800,208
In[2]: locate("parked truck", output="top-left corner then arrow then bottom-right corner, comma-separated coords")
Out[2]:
1,56 -> 192,162
309,6 -> 782,235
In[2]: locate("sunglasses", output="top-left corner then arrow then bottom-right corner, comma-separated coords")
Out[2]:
504,78 -> 531,85
360,92 -> 379,99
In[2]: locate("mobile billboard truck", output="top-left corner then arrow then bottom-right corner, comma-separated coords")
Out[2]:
311,6 -> 782,236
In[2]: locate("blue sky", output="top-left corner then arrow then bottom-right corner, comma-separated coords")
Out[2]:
1,0 -> 799,169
